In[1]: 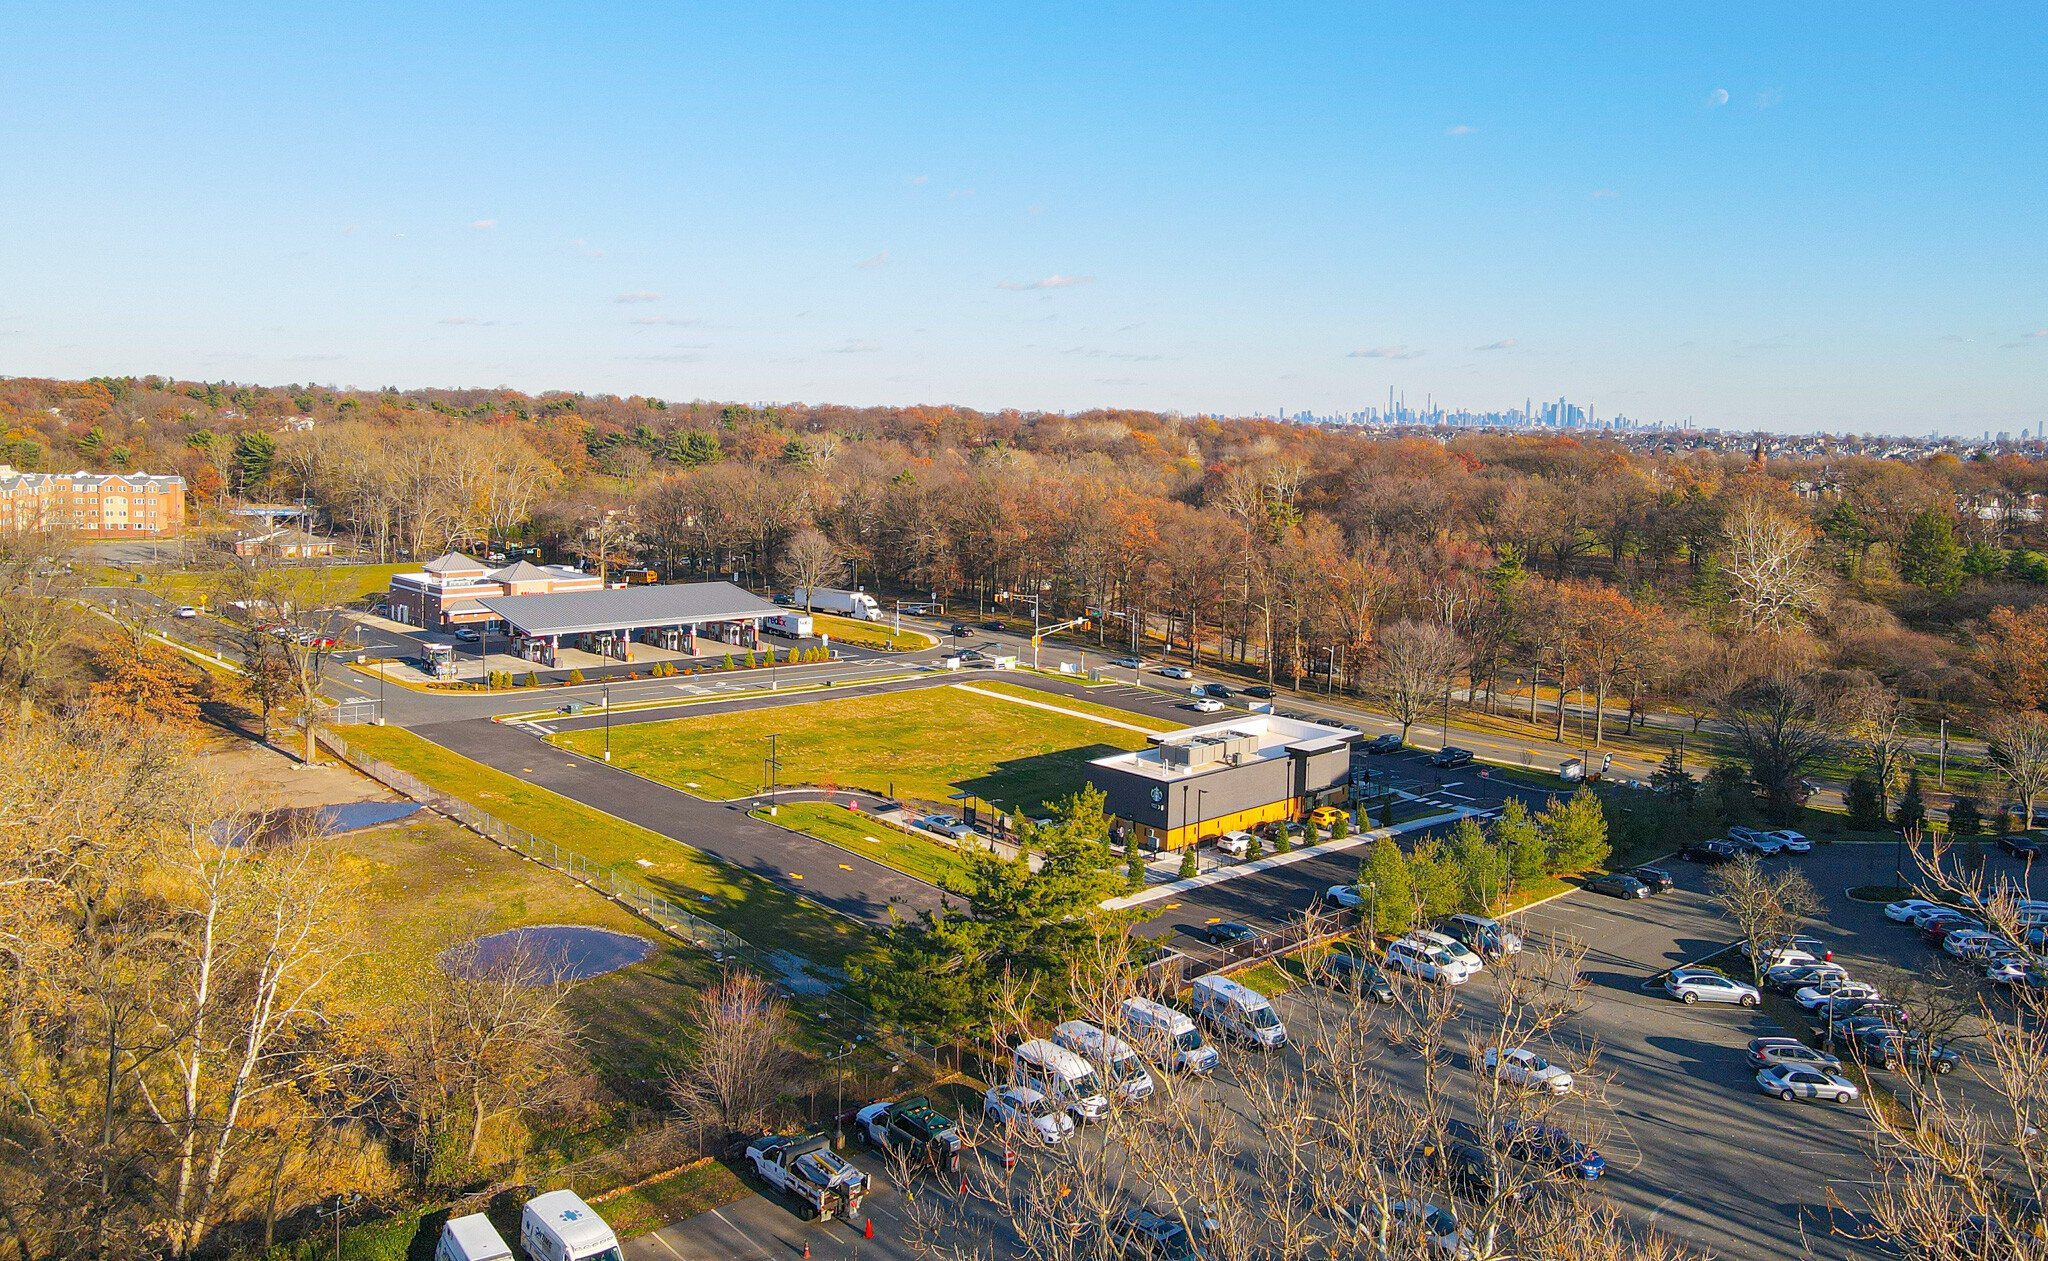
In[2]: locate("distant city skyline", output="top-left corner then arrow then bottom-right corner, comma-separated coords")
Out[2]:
2,3 -> 2045,436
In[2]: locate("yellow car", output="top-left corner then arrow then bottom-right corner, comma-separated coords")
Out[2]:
1309,806 -> 1348,829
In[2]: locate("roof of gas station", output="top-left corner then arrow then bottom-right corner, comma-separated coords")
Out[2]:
473,581 -> 783,638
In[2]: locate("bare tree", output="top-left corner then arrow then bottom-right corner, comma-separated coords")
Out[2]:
1371,619 -> 1466,744
1722,497 -> 1827,635
663,965 -> 809,1141
1719,674 -> 1837,820
1842,684 -> 1914,811
0,530 -> 82,736
1708,855 -> 1821,985
779,527 -> 845,613
1987,710 -> 2048,829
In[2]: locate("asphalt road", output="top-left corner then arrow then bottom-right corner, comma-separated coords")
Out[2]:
413,716 -> 948,928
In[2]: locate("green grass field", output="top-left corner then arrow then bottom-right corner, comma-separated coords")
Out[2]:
329,723 -> 864,968
812,610 -> 935,651
961,678 -> 1184,733
554,683 -> 1155,813
757,801 -> 973,890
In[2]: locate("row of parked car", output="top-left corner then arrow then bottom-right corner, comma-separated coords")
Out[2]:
1675,826 -> 1814,865
1886,894 -> 2047,988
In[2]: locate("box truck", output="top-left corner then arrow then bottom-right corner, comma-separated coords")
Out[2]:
764,612 -> 814,638
519,1191 -> 621,1261
436,1214 -> 514,1261
1190,973 -> 1287,1049
792,587 -> 882,621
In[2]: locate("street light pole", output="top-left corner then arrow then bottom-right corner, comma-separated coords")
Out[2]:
764,734 -> 781,815
1324,646 -> 1336,699
602,679 -> 612,761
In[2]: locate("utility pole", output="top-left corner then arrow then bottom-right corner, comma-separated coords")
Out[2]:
1939,716 -> 1949,788
603,678 -> 612,761
765,734 -> 781,815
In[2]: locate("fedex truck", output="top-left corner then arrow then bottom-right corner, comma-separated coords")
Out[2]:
793,587 -> 882,622
765,612 -> 814,638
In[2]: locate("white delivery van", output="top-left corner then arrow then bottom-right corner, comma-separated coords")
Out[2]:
1118,996 -> 1220,1074
520,1190 -> 622,1261
765,612 -> 813,638
1190,973 -> 1287,1049
1052,1020 -> 1156,1102
1013,1038 -> 1111,1122
436,1214 -> 514,1261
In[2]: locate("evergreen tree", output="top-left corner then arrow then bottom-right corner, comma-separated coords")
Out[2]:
234,429 -> 277,489
1179,846 -> 1198,878
1495,797 -> 1548,885
1948,794 -> 1983,838
1448,816 -> 1508,914
1540,787 -> 1611,874
1895,765 -> 1927,835
1963,542 -> 2007,578
1357,837 -> 1411,935
1126,846 -> 1145,889
1651,747 -> 1697,805
1899,509 -> 1965,595
1846,773 -> 1887,829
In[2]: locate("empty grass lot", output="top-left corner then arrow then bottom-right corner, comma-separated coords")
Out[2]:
757,801 -> 973,890
329,723 -> 864,968
553,683 -> 1155,813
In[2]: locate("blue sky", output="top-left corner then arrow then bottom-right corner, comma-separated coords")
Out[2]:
3,2 -> 2044,434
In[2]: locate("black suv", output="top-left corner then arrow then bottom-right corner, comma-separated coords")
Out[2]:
1629,866 -> 1675,894
1429,747 -> 1474,768
1679,839 -> 1739,864
1198,922 -> 1261,947
1850,1028 -> 1960,1075
1998,834 -> 2043,858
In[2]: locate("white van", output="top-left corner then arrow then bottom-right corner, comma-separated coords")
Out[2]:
520,1190 -> 622,1261
436,1215 -> 514,1261
1119,996 -> 1220,1074
1190,973 -> 1287,1049
1052,1020 -> 1156,1102
1013,1038 -> 1111,1122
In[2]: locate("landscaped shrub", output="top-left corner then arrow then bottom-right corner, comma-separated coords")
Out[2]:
1274,827 -> 1291,854
721,652 -> 735,670
567,668 -> 586,685
523,671 -> 538,687
1179,847 -> 1198,878
1126,848 -> 1145,889
1331,814 -> 1350,840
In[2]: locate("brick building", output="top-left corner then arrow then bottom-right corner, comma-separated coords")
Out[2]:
383,552 -> 605,630
0,466 -> 187,536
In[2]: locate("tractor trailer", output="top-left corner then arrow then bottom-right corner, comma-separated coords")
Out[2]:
792,587 -> 882,622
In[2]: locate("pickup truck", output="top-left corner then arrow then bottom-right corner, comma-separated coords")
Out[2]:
852,1097 -> 963,1172
744,1132 -> 870,1221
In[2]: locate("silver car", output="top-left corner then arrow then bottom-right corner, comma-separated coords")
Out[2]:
1746,1037 -> 1842,1073
1664,968 -> 1760,1006
1756,1063 -> 1860,1104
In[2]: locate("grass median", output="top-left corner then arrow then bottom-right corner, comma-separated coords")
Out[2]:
961,678 -> 1184,733
552,683 -> 1155,813
812,611 -> 935,651
755,801 -> 972,891
329,723 -> 864,968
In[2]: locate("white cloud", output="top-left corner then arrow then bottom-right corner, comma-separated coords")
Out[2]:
908,174 -> 930,185
1475,339 -> 1518,351
614,291 -> 661,303
1347,346 -> 1425,360
948,188 -> 976,199
998,274 -> 1093,291
630,316 -> 708,326
1708,88 -> 1730,107
1591,188 -> 1618,199
570,238 -> 606,257
832,340 -> 882,353
619,352 -> 705,362
1756,88 -> 1782,109
468,219 -> 497,230
2004,330 -> 2048,348
855,250 -> 890,269
1445,124 -> 1475,136
1027,205 -> 1045,215
341,225 -> 359,234
287,353 -> 347,362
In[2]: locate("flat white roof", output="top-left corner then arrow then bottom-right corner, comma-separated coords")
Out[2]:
1087,713 -> 1360,783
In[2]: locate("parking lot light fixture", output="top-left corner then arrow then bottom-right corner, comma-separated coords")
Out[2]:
602,679 -> 612,761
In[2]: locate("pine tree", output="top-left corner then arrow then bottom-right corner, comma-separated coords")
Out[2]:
1126,847 -> 1145,889
1651,748 -> 1697,805
1179,846 -> 1198,878
1540,787 -> 1611,874
1948,794 -> 1983,838
1846,773 -> 1887,829
1899,509 -> 1965,596
1895,766 -> 1927,835
1496,797 -> 1548,885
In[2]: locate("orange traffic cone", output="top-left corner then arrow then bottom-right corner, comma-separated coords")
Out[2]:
865,1218 -> 874,1240
803,1244 -> 810,1260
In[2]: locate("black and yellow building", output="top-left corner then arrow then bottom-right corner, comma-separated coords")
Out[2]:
1086,714 -> 1360,850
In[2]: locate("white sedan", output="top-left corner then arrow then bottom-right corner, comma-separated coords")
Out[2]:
1795,980 -> 1881,1011
1485,1046 -> 1575,1095
983,1085 -> 1074,1146
1885,898 -> 1947,923
1324,884 -> 1366,909
1189,698 -> 1226,713
1757,1064 -> 1861,1104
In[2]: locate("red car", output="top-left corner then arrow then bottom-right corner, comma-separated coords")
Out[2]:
1921,917 -> 1980,946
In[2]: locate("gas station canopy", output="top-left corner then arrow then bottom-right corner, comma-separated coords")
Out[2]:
473,582 -> 783,638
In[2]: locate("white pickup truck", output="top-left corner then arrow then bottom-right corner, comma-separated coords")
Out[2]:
745,1132 -> 870,1221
